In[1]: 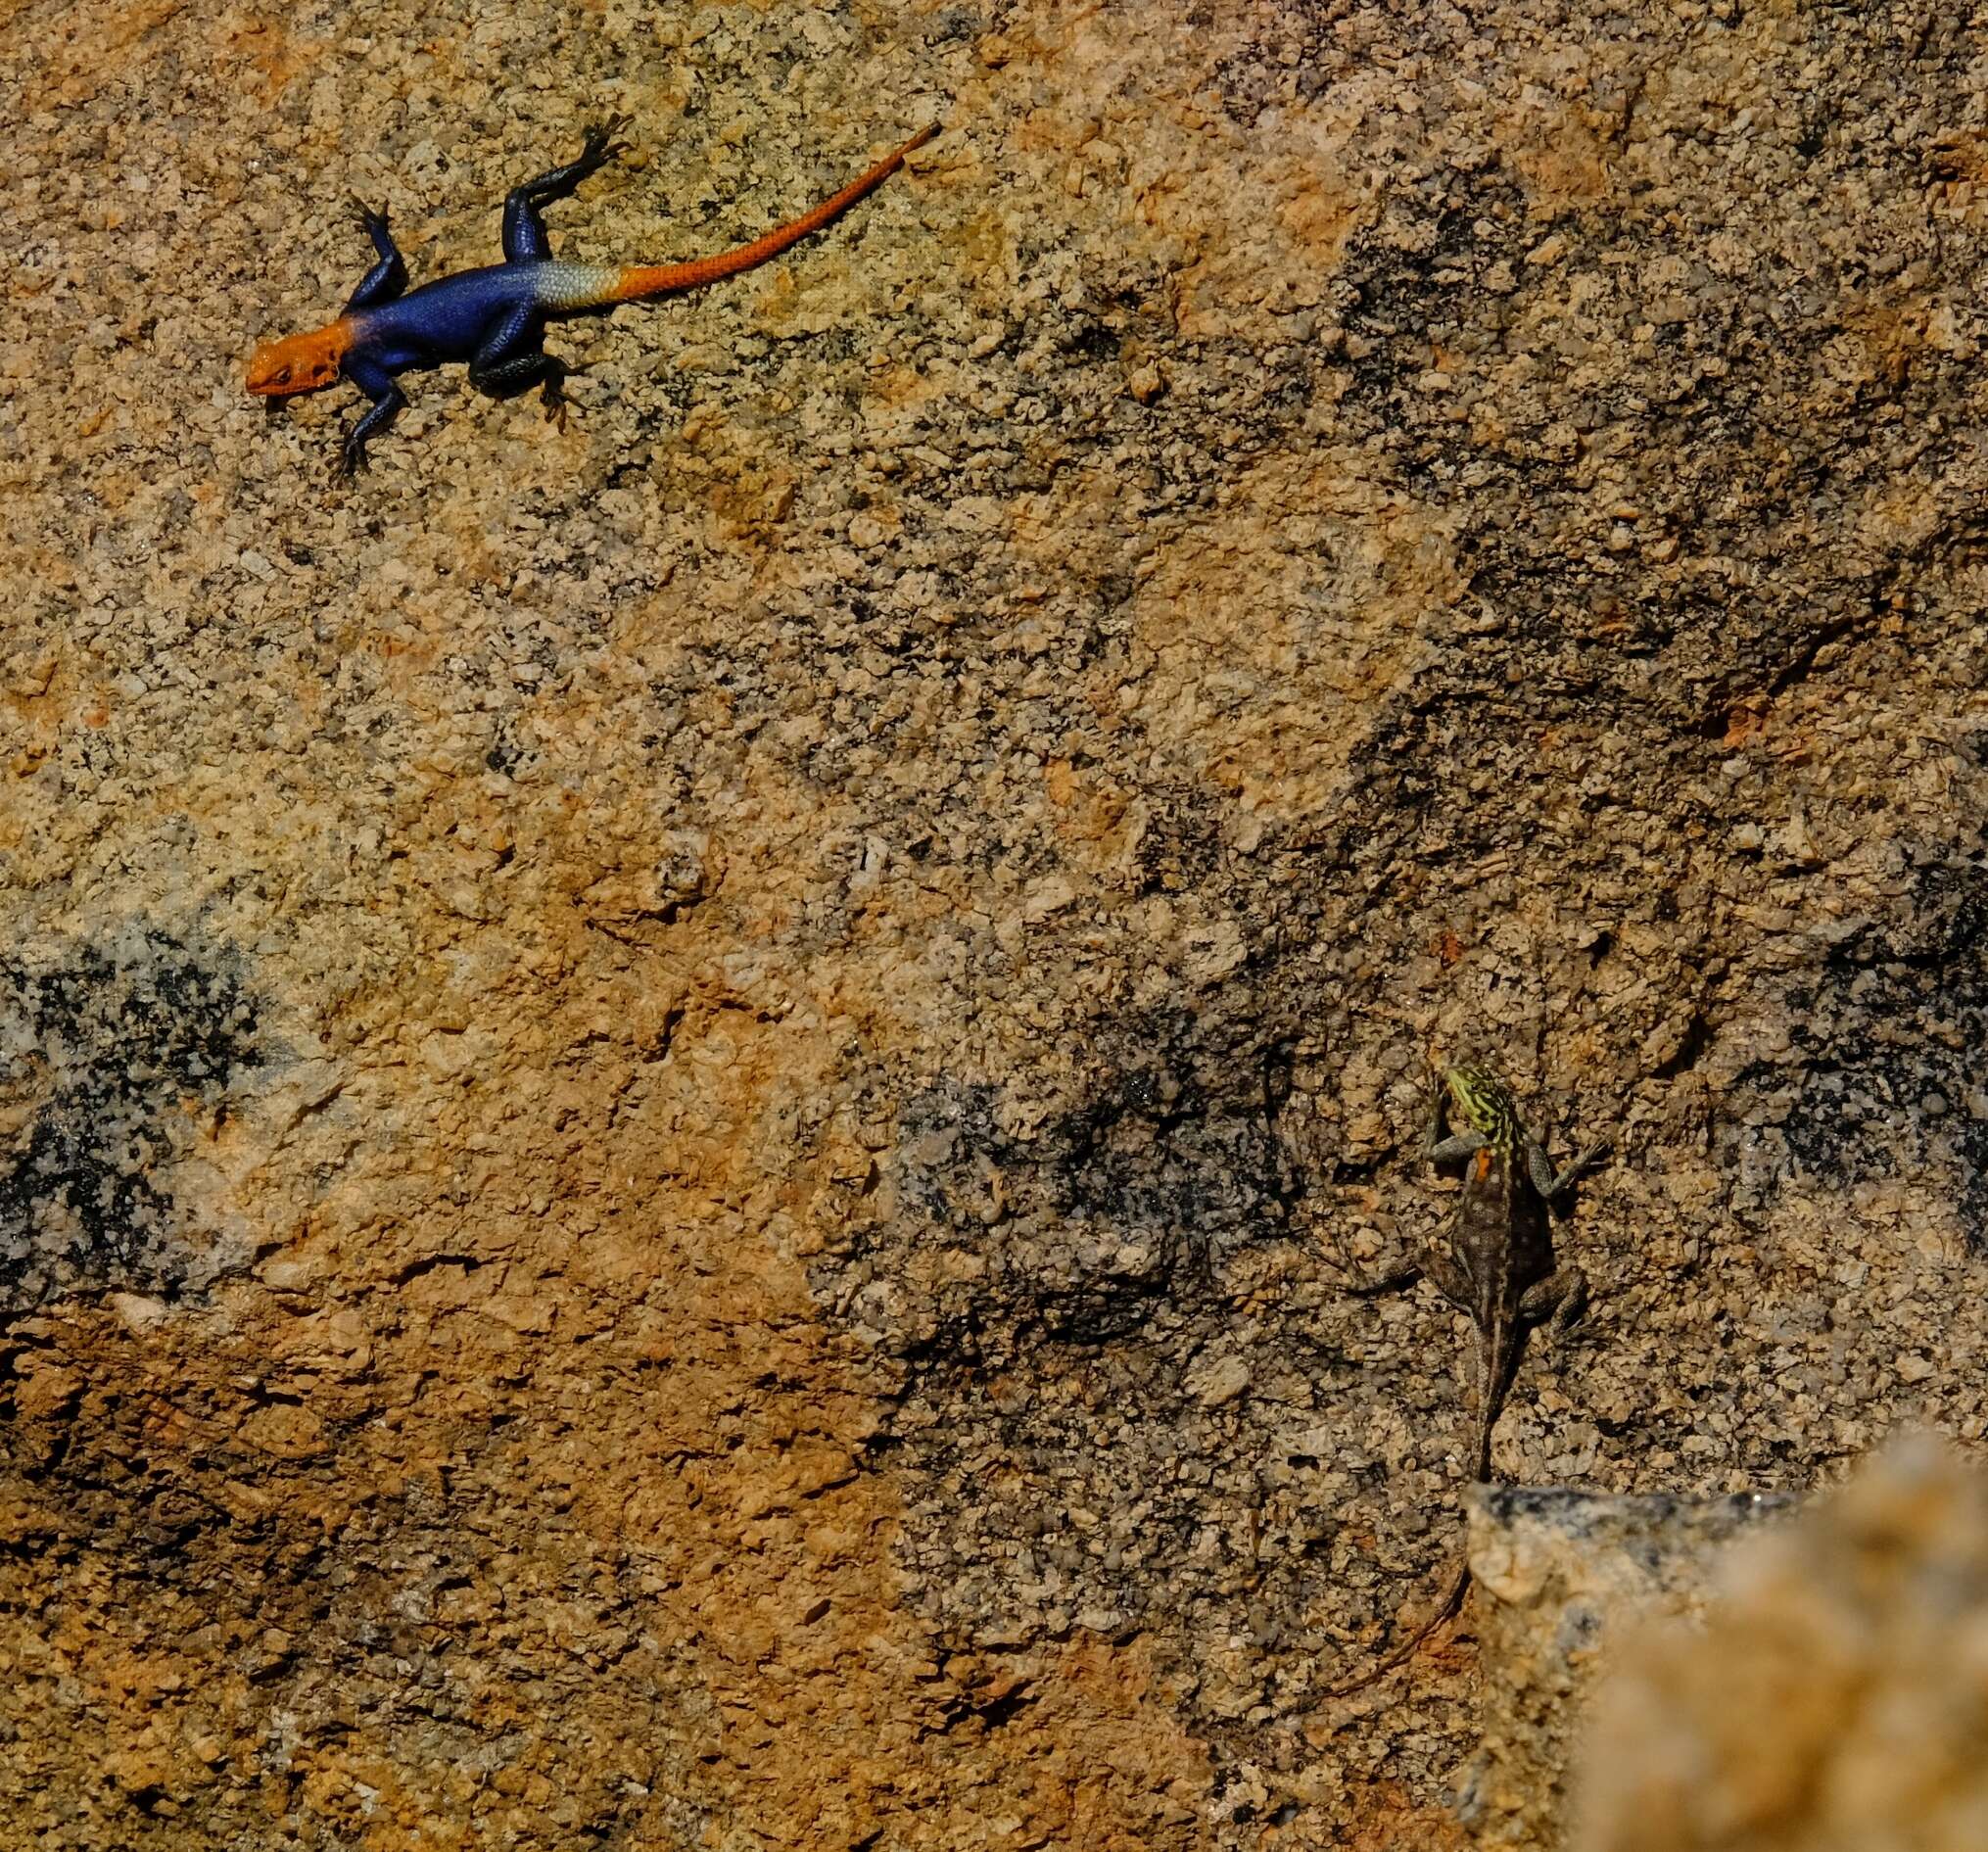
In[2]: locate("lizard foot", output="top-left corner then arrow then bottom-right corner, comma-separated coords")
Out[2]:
542,365 -> 574,430
581,116 -> 633,169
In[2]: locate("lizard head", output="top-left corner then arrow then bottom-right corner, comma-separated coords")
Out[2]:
245,320 -> 354,397
1441,1059 -> 1518,1141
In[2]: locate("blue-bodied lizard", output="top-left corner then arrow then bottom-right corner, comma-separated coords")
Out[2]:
247,119 -> 937,472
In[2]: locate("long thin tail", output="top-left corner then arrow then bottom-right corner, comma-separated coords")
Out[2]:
1325,1558 -> 1471,1697
609,124 -> 938,304
1329,1379 -> 1492,1696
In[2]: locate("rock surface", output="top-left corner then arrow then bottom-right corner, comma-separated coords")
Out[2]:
1574,1438 -> 1988,1852
4,0 -> 1988,1845
1465,1484 -> 1796,1848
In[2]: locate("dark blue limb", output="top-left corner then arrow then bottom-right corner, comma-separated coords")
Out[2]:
344,201 -> 408,311
341,353 -> 408,474
466,304 -> 569,424
499,118 -> 629,262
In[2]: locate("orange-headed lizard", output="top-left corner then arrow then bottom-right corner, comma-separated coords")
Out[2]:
247,119 -> 936,472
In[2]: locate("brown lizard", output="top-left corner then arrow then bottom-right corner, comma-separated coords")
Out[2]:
1328,1058 -> 1605,1694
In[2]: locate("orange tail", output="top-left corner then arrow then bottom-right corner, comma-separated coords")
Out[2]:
611,123 -> 938,304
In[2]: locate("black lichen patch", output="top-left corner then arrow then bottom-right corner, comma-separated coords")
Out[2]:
1730,856 -> 1988,1245
0,929 -> 263,1308
1331,166 -> 1536,424
818,973 -> 1386,1745
1207,0 -> 1471,127
880,1035 -> 1296,1357
1204,7 -> 1988,740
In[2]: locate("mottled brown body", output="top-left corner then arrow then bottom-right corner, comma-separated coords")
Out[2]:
1330,1060 -> 1602,1694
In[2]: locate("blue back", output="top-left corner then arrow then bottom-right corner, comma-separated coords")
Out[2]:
355,263 -> 542,367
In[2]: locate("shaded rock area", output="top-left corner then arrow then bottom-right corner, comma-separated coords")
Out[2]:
1574,1438 -> 1988,1852
3,0 -> 1987,1845
1,928 -> 263,1306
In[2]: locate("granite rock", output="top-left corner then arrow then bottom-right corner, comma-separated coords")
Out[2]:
1574,1438 -> 1988,1852
1465,1484 -> 1796,1848
4,0 -> 1988,1843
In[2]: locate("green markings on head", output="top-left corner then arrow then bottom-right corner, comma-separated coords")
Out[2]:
1443,1060 -> 1520,1147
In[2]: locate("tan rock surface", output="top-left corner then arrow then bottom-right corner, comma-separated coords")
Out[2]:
1574,1439 -> 1988,1852
1464,1484 -> 1795,1848
3,0 -> 1987,1845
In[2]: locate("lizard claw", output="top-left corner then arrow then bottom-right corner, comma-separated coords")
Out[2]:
349,195 -> 391,235
581,116 -> 633,167
542,361 -> 575,430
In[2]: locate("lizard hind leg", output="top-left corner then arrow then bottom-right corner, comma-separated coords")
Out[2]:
467,306 -> 571,429
500,118 -> 632,261
1518,1264 -> 1589,1341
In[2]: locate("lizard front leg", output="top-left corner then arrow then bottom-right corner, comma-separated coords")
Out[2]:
1344,1068 -> 1480,1295
1423,1059 -> 1490,1168
1525,1127 -> 1609,1203
344,200 -> 408,311
340,355 -> 407,474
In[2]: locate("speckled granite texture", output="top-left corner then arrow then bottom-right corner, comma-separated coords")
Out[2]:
3,0 -> 1986,1845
